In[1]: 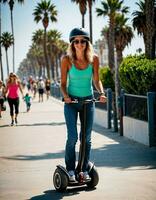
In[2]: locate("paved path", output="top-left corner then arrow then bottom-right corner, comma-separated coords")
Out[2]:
0,94 -> 156,200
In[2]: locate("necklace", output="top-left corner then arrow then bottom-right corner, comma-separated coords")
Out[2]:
75,59 -> 88,69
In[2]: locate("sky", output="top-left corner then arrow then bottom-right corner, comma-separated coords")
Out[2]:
1,0 -> 144,79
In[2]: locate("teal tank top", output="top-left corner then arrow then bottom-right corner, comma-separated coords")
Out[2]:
67,63 -> 93,97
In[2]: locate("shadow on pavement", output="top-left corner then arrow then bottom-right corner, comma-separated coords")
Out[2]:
0,121 -> 65,128
1,151 -> 65,161
92,125 -> 156,169
29,186 -> 96,200
1,124 -> 156,169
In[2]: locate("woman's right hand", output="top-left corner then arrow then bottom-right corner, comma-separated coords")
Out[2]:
64,96 -> 72,103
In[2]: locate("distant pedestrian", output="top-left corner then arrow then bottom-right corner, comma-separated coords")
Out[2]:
27,75 -> 34,92
32,81 -> 38,99
45,78 -> 51,100
23,93 -> 32,112
5,73 -> 24,126
38,77 -> 45,102
0,80 -> 6,118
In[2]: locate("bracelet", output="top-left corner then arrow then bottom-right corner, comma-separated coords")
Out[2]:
99,92 -> 105,96
64,96 -> 69,99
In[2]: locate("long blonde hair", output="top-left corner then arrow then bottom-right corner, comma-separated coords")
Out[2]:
67,40 -> 94,63
7,73 -> 20,85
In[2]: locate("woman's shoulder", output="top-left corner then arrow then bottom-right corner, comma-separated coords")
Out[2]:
62,55 -> 71,62
61,55 -> 72,68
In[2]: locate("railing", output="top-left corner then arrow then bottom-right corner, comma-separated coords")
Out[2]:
123,93 -> 148,121
50,84 -> 156,146
120,90 -> 156,146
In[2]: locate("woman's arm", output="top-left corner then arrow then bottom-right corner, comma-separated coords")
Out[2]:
93,55 -> 107,103
4,83 -> 8,96
60,56 -> 72,103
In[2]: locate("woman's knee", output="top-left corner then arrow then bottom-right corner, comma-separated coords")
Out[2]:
66,136 -> 77,147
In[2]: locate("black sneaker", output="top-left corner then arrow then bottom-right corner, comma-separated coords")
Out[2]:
11,120 -> 14,126
15,118 -> 18,125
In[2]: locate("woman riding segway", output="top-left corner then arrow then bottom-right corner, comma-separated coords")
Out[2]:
53,27 -> 107,191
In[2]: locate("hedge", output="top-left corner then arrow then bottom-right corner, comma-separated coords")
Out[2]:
99,66 -> 115,91
119,54 -> 156,95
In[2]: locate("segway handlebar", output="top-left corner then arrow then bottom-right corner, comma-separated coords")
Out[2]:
62,97 -> 101,104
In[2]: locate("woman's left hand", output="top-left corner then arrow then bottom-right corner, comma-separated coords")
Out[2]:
99,95 -> 107,103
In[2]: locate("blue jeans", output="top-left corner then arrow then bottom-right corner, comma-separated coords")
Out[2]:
64,95 -> 95,172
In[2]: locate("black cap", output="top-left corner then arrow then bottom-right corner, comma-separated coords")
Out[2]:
69,27 -> 90,42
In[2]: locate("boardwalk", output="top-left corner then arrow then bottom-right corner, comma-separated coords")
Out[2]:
0,94 -> 156,200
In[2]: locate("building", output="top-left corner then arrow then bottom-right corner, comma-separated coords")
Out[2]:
94,37 -> 108,67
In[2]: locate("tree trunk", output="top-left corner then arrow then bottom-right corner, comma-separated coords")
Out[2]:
55,55 -> 59,80
43,27 -> 50,79
37,58 -> 43,78
10,9 -> 15,72
108,17 -> 115,74
5,49 -> 9,76
51,58 -> 55,81
108,15 -> 117,131
145,0 -> 155,59
88,3 -> 93,43
115,49 -> 122,118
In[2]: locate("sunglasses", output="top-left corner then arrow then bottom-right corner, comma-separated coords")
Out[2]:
73,39 -> 87,45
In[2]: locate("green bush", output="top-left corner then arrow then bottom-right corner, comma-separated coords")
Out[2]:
99,66 -> 115,91
119,54 -> 156,95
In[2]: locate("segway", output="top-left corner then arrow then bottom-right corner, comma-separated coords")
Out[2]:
53,98 -> 99,191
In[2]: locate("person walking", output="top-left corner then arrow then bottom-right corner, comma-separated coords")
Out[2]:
0,80 -> 6,118
38,77 -> 45,102
5,73 -> 24,126
32,81 -> 38,99
23,93 -> 32,112
45,78 -> 51,100
60,27 -> 107,182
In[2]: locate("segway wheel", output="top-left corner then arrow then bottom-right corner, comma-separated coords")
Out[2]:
53,168 -> 68,191
87,166 -> 99,188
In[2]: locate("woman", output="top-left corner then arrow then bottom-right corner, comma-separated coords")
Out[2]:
5,73 -> 24,126
61,27 -> 107,182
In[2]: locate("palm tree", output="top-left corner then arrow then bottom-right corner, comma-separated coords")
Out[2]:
132,0 -> 156,59
32,29 -> 46,77
96,0 -> 129,74
56,39 -> 68,79
132,1 -> 146,46
2,0 -> 24,73
32,29 -> 44,46
115,14 -> 133,66
47,29 -> 61,80
96,0 -> 129,132
71,0 -> 87,28
0,32 -> 14,76
33,0 -> 57,80
114,13 -> 133,116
